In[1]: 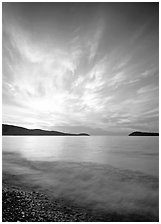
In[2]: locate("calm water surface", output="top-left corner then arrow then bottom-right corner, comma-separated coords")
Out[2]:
3,136 -> 159,218
3,136 -> 158,176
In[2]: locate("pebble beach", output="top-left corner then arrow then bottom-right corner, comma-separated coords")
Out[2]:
3,183 -> 158,222
3,185 -> 96,222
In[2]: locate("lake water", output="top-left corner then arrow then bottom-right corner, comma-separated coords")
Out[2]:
3,136 -> 159,176
2,136 -> 159,219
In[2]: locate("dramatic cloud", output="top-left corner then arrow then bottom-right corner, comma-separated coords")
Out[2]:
3,3 -> 159,134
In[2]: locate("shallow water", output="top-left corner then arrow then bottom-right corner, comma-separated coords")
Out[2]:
2,136 -> 159,218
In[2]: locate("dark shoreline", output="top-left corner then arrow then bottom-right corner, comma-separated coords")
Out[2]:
3,184 -> 96,222
3,182 -> 115,222
3,181 -> 158,222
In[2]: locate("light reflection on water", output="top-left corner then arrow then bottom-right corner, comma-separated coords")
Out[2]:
3,136 -> 159,176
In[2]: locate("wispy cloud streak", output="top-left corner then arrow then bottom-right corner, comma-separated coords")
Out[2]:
3,3 -> 159,134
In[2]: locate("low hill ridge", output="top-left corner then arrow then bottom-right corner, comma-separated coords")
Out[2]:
129,131 -> 159,136
2,124 -> 90,136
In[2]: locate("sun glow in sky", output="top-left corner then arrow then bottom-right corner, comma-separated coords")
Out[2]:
3,3 -> 159,135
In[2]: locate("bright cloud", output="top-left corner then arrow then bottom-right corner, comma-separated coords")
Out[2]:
2,3 -> 159,134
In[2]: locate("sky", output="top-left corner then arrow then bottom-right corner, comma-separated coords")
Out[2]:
2,2 -> 159,135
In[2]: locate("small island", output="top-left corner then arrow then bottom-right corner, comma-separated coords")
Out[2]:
129,131 -> 159,136
2,124 -> 90,136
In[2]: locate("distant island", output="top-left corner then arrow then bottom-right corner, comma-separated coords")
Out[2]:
129,131 -> 159,136
2,124 -> 90,136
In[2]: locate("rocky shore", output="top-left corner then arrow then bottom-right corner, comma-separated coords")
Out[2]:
3,185 -> 96,222
3,184 -> 157,222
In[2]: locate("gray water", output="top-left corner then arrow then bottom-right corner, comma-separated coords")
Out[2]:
2,136 -> 159,218
3,136 -> 159,176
